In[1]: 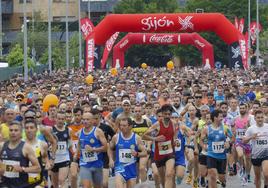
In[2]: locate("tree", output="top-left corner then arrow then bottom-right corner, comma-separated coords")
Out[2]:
7,44 -> 34,68
113,0 -> 268,67
260,29 -> 268,55
183,0 -> 268,64
39,41 -> 65,69
69,32 -> 81,68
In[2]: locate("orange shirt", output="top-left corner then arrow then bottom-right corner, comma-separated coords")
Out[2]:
68,123 -> 84,154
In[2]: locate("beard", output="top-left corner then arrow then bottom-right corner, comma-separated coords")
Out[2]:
173,104 -> 180,108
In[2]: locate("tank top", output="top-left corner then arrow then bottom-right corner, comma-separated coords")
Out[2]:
175,128 -> 185,160
234,115 -> 249,141
132,119 -> 149,137
52,126 -> 70,164
79,127 -> 103,168
28,140 -> 42,184
0,141 -> 29,188
115,132 -> 138,172
68,123 -> 84,153
154,120 -> 174,161
207,124 -> 227,159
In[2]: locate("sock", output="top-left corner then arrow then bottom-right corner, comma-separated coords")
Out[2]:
147,168 -> 152,175
176,177 -> 183,185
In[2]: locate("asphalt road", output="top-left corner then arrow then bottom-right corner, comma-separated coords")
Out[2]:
108,172 -> 257,188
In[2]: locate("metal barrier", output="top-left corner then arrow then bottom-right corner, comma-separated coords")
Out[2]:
0,64 -> 48,81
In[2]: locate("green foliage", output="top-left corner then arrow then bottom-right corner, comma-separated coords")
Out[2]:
7,44 -> 34,68
69,32 -> 81,68
260,29 -> 268,56
39,41 -> 65,69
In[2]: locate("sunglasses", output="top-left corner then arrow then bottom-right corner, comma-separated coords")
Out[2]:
195,96 -> 202,99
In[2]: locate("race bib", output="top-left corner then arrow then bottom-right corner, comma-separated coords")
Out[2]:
72,140 -> 78,152
2,160 -> 20,178
175,139 -> 181,152
256,139 -> 268,148
119,149 -> 135,163
56,141 -> 67,155
158,140 -> 173,155
236,129 -> 246,138
212,141 -> 225,153
82,149 -> 98,163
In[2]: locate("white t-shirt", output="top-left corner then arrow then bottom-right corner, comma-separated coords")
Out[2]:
245,123 -> 268,159
248,114 -> 256,127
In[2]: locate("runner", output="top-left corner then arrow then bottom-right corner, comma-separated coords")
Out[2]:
233,103 -> 251,185
91,108 -> 115,188
68,107 -> 84,188
24,119 -> 51,188
50,111 -> 71,188
109,116 -> 146,188
74,112 -> 107,188
172,112 -> 192,186
0,121 -> 41,188
243,110 -> 268,188
200,110 -> 233,188
197,105 -> 211,187
143,104 -> 175,188
181,104 -> 199,187
132,104 -> 152,182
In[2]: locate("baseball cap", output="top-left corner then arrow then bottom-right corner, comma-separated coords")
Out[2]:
122,99 -> 131,105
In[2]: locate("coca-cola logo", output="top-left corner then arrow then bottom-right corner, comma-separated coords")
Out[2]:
119,39 -> 129,49
194,40 -> 205,48
149,34 -> 174,44
106,32 -> 119,51
141,16 -> 174,31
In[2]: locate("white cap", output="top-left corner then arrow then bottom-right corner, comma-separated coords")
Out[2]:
122,99 -> 131,105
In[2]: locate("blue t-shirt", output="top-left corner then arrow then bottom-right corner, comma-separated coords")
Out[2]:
111,107 -> 124,120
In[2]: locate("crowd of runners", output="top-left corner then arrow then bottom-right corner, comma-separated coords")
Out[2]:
0,66 -> 267,188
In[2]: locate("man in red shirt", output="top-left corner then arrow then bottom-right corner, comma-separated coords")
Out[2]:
143,104 -> 175,188
42,105 -> 57,127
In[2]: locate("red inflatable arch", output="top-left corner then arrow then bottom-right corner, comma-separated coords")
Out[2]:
87,13 -> 247,69
112,33 -> 215,68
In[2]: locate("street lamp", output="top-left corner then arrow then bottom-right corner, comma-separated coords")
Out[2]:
256,0 -> 260,66
23,0 -> 28,82
248,0 -> 251,67
66,0 -> 69,72
0,0 -> 2,58
48,0 -> 52,75
78,0 -> 82,67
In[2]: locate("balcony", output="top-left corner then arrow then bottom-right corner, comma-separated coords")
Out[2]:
2,0 -> 13,14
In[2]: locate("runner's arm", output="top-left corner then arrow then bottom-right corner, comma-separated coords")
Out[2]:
108,134 -> 117,166
22,143 -> 41,173
95,128 -> 108,153
199,127 -> 208,151
40,126 -> 57,159
135,135 -> 147,158
142,122 -> 160,141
